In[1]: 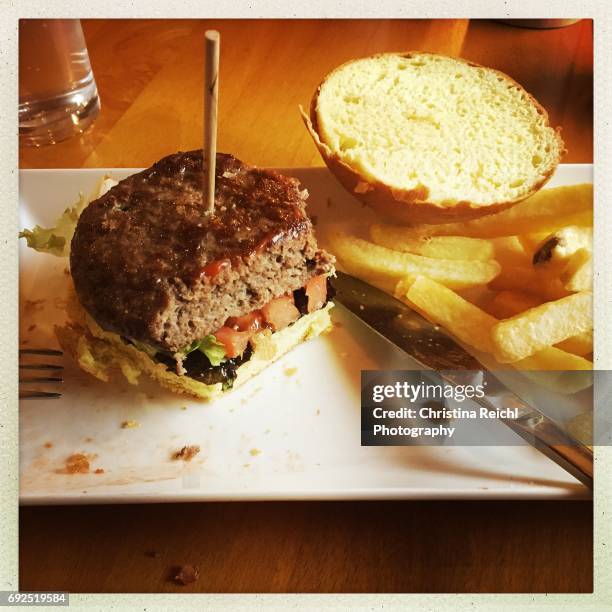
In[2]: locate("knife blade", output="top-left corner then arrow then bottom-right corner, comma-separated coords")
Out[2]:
332,271 -> 593,489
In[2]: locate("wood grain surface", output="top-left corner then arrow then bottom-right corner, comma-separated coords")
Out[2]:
20,18 -> 593,169
20,501 -> 593,593
19,19 -> 593,593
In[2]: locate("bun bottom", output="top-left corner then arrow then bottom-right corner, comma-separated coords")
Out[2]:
55,296 -> 334,400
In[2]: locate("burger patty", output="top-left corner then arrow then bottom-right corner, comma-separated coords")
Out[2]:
70,151 -> 335,352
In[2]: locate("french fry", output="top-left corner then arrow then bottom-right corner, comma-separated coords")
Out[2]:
533,226 -> 592,273
396,277 -> 593,375
561,248 -> 593,292
514,350 -> 593,394
409,184 -> 593,238
487,290 -> 544,319
488,265 -> 569,301
512,346 -> 593,371
517,367 -> 593,394
488,292 -> 593,356
491,236 -> 531,267
518,231 -> 551,255
330,182 -> 596,382
369,224 -> 495,260
328,230 -> 501,290
491,292 -> 593,362
556,330 -> 593,357
396,275 -> 497,353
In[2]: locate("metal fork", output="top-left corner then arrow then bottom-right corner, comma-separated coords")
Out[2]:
19,348 -> 63,399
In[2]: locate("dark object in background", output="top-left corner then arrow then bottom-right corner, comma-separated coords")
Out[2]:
498,19 -> 582,29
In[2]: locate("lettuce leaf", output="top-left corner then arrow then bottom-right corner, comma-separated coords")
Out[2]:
19,203 -> 82,257
184,335 -> 226,366
19,176 -> 118,257
131,335 -> 227,367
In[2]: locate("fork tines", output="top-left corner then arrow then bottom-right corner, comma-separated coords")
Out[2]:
19,348 -> 64,399
19,389 -> 63,400
19,348 -> 63,356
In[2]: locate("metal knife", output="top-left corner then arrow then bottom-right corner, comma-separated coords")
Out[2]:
332,271 -> 594,489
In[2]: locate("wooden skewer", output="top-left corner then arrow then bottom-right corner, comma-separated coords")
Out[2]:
203,30 -> 220,213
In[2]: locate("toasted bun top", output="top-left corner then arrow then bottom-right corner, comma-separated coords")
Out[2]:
311,52 -> 564,216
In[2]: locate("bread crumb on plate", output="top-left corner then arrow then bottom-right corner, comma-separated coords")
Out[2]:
121,420 -> 140,429
59,453 -> 93,474
172,445 -> 200,461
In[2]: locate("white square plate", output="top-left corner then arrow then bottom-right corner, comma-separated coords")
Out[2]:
19,164 -> 592,504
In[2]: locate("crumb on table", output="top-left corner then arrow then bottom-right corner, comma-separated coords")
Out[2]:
171,565 -> 199,585
145,549 -> 161,558
284,366 -> 298,377
43,441 -> 53,449
249,448 -> 261,457
94,468 -> 105,474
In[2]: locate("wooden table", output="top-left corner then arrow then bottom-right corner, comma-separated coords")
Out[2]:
20,19 -> 593,593
21,18 -> 592,170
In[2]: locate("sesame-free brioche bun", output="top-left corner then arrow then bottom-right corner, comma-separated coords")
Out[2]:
302,52 -> 565,224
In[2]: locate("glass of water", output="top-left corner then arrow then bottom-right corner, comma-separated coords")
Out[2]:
19,19 -> 101,147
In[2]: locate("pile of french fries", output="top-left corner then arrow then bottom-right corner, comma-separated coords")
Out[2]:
329,184 -> 594,374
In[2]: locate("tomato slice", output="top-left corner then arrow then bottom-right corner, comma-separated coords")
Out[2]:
214,326 -> 251,359
214,280 -> 327,357
226,311 -> 263,332
261,294 -> 300,331
305,274 -> 328,313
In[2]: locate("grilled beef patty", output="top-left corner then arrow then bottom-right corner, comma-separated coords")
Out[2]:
70,151 -> 335,352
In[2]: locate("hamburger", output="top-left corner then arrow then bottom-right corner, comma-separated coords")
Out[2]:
53,150 -> 335,398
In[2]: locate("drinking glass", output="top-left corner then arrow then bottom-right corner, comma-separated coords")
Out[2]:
19,19 -> 101,147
